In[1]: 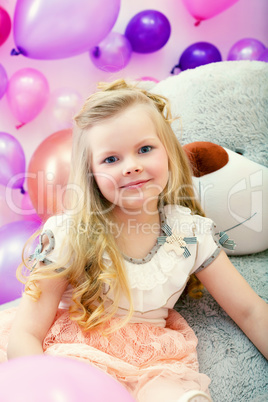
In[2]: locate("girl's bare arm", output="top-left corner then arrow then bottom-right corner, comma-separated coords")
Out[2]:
7,274 -> 68,359
7,234 -> 68,359
196,250 -> 268,359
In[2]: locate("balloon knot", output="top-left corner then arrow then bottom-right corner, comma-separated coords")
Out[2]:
92,46 -> 101,58
21,186 -> 26,194
170,64 -> 180,75
11,48 -> 21,56
16,122 -> 26,129
194,20 -> 201,27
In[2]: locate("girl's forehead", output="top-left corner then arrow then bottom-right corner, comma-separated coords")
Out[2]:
88,105 -> 158,141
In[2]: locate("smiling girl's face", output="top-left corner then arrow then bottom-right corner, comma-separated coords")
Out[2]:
88,104 -> 169,215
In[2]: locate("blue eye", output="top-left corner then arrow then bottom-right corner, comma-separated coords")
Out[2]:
139,146 -> 152,154
104,156 -> 118,164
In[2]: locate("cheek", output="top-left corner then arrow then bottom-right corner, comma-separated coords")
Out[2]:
154,150 -> 169,180
94,172 -> 117,196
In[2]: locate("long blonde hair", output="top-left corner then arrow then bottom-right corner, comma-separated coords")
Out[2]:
19,79 -> 204,333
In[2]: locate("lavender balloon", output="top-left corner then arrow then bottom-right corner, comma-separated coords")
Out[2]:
12,0 -> 121,59
0,220 -> 40,304
0,64 -> 8,99
0,132 -> 26,190
258,48 -> 268,62
90,32 -> 132,72
173,42 -> 222,72
0,356 -> 135,401
125,10 -> 171,53
227,38 -> 266,61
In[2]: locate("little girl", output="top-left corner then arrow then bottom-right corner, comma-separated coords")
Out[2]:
2,80 -> 267,402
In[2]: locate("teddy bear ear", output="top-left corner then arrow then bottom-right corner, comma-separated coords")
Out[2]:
183,141 -> 229,177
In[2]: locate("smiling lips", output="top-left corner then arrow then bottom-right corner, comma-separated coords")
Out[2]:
120,179 -> 151,189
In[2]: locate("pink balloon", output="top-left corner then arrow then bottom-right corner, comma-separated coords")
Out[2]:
0,6 -> 11,46
90,32 -> 132,72
0,356 -> 135,401
6,68 -> 49,127
0,64 -> 8,99
227,38 -> 266,61
12,0 -> 121,59
182,0 -> 240,25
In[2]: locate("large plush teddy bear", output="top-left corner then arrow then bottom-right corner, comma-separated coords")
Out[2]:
145,61 -> 268,401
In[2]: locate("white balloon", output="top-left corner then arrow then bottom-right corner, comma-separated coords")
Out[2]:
48,88 -> 83,130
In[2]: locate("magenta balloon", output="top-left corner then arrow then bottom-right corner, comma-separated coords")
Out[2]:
0,355 -> 135,401
125,10 -> 171,53
90,32 -> 132,72
258,48 -> 268,62
0,220 -> 40,304
6,68 -> 49,126
0,64 -> 8,99
0,6 -> 11,46
12,0 -> 121,59
178,42 -> 222,71
0,132 -> 26,189
138,76 -> 159,83
227,38 -> 266,61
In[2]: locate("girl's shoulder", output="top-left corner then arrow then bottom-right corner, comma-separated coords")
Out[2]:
40,213 -> 73,265
43,213 -> 71,232
163,204 -> 214,237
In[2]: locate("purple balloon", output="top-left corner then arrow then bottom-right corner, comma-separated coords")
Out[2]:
0,132 -> 26,190
90,32 -> 132,72
227,38 -> 266,61
0,64 -> 8,99
0,6 -> 11,46
125,10 -> 171,53
178,42 -> 222,71
258,48 -> 268,62
12,0 -> 121,59
0,356 -> 135,401
0,220 -> 40,304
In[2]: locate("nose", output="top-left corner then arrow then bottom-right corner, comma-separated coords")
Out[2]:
122,162 -> 143,176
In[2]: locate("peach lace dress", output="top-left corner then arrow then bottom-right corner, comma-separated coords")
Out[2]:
0,205 -> 222,402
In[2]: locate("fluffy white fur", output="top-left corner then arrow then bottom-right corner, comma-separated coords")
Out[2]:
152,60 -> 268,167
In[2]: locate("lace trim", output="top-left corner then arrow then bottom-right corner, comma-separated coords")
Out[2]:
122,208 -> 166,265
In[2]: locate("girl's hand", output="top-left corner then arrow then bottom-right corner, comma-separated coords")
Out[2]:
196,250 -> 268,359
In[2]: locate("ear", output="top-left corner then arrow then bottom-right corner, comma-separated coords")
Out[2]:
183,141 -> 229,177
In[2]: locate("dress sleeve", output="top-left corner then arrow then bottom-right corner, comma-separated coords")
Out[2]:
191,215 -> 222,274
29,214 -> 70,269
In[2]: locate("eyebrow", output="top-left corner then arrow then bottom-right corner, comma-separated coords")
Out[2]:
95,137 -> 158,160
